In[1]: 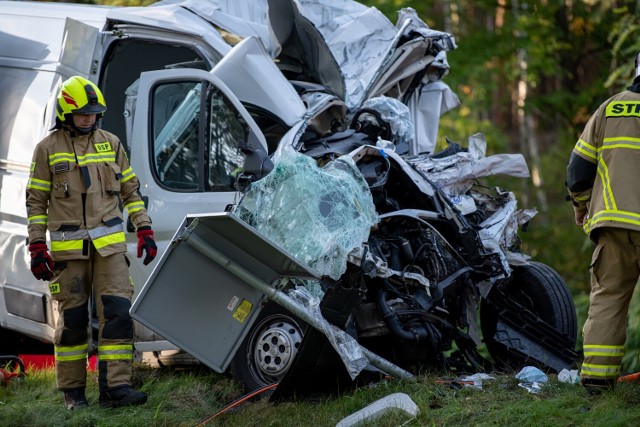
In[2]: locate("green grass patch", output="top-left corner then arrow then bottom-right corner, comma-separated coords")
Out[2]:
3,365 -> 640,426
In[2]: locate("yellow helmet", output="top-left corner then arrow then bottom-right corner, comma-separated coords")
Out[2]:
56,76 -> 107,123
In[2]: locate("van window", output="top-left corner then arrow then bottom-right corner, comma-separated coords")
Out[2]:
207,87 -> 247,191
151,81 -> 246,192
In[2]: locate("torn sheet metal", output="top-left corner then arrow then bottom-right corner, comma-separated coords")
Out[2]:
298,2 -> 456,111
297,0 -> 397,110
407,133 -> 530,196
405,133 -> 533,271
162,0 -> 458,155
287,285 -> 368,379
236,147 -> 379,280
183,0 -> 346,99
408,80 -> 461,155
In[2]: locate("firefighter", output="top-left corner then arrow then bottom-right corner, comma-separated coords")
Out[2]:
566,52 -> 640,393
26,76 -> 157,409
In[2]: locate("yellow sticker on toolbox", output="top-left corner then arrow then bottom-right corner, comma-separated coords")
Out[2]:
232,299 -> 253,323
49,283 -> 61,294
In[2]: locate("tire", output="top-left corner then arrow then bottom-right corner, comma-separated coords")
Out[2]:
230,303 -> 307,392
480,261 -> 577,370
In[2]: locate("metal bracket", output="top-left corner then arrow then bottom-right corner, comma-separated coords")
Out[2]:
170,217 -> 199,249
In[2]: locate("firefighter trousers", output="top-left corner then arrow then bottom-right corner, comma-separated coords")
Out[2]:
581,227 -> 640,382
49,246 -> 134,391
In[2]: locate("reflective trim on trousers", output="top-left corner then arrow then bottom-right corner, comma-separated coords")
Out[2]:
581,363 -> 620,378
55,343 -> 88,362
583,344 -> 625,358
98,344 -> 133,361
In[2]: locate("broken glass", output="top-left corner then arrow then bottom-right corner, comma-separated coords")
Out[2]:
235,147 -> 379,280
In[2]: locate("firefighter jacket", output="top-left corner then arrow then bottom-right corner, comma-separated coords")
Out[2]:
26,127 -> 151,261
567,77 -> 640,236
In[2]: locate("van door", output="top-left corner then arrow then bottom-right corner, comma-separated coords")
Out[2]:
57,18 -> 102,79
126,68 -> 272,295
42,18 -> 104,137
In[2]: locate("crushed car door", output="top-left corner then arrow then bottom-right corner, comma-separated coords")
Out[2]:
127,68 -> 271,288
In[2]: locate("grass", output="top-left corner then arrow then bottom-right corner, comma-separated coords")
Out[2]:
3,364 -> 640,426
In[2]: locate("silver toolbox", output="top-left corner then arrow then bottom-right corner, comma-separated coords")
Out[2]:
130,212 -> 318,372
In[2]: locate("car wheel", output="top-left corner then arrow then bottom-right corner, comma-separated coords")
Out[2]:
230,303 -> 306,392
480,261 -> 577,371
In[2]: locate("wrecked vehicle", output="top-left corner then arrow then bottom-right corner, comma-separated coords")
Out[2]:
0,0 -> 576,395
123,1 -> 578,398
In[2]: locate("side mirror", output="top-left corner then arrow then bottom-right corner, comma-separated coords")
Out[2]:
236,132 -> 274,192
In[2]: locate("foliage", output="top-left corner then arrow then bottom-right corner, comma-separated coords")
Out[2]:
624,289 -> 640,373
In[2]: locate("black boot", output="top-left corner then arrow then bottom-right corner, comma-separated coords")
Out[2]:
63,387 -> 88,410
580,377 -> 615,395
99,385 -> 147,408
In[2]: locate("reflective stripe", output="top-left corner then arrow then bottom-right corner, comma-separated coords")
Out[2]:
574,139 -> 597,160
49,151 -> 116,167
574,195 -> 590,202
28,215 -> 48,225
577,134 -> 640,233
121,167 -> 135,183
50,225 -> 125,253
125,200 -> 145,214
583,344 -> 625,357
92,231 -> 126,250
50,229 -> 90,242
76,152 -> 116,165
602,136 -> 640,150
99,344 -> 133,361
27,177 -> 52,191
49,152 -> 76,166
87,223 -> 125,247
596,158 -> 616,210
55,343 -> 88,362
51,239 -> 84,252
581,363 -> 620,378
584,209 -> 640,234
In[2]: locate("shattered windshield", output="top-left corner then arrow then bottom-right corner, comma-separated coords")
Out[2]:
235,148 -> 379,280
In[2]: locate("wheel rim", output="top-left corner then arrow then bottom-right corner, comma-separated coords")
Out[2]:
250,315 -> 304,383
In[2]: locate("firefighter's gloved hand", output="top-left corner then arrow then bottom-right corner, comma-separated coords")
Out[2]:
29,242 -> 54,281
137,226 -> 157,265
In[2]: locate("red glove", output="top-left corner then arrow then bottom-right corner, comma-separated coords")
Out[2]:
137,226 -> 157,265
29,242 -> 54,281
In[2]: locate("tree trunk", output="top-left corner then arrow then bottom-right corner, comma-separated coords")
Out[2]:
513,0 -> 547,213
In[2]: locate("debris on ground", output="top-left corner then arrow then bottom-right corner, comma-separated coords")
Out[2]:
435,373 -> 495,390
557,368 -> 580,384
335,392 -> 419,427
516,366 -> 548,394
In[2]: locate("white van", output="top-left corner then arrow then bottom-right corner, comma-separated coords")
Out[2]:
0,0 -> 458,363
